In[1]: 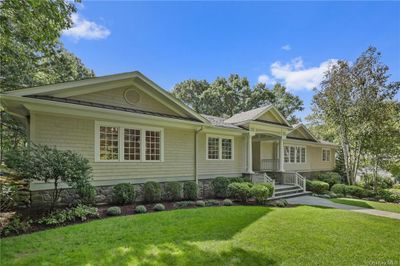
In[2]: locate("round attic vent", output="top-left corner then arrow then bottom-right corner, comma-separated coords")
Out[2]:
124,88 -> 141,105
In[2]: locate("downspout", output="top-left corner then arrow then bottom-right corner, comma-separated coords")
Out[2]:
194,126 -> 204,185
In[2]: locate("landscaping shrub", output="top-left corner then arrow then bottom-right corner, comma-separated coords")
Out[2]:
76,181 -> 96,205
106,206 -> 121,216
361,174 -> 395,190
229,177 -> 245,183
263,183 -> 274,197
0,182 -> 18,211
5,144 -> 92,210
378,189 -> 400,202
183,181 -> 197,200
331,184 -> 347,196
345,185 -> 366,198
250,184 -> 270,203
228,182 -> 252,202
144,181 -> 161,203
174,201 -> 195,208
212,176 -> 230,198
153,203 -> 165,211
112,183 -> 135,205
0,215 -> 31,237
39,204 -> 99,224
195,200 -> 205,207
135,205 -> 147,214
307,180 -> 329,194
205,199 -> 220,206
393,184 -> 400,189
317,172 -> 342,189
223,199 -> 233,206
164,182 -> 182,201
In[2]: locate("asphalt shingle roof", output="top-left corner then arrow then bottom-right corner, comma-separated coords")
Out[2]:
224,105 -> 272,124
201,115 -> 241,129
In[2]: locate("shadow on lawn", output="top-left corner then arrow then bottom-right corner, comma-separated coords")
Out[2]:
84,207 -> 277,265
3,207 -> 277,265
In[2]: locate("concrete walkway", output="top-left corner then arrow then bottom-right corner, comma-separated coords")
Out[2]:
287,195 -> 400,220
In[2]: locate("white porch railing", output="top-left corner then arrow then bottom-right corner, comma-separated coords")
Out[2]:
264,173 -> 276,197
260,159 -> 279,171
295,172 -> 306,192
251,172 -> 276,197
275,172 -> 306,192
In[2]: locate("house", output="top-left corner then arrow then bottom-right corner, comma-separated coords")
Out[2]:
1,71 -> 337,203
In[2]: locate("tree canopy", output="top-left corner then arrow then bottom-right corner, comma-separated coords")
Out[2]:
172,74 -> 303,122
309,47 -> 400,185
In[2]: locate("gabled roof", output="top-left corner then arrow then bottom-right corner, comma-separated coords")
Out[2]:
201,115 -> 241,129
224,105 -> 291,127
4,71 -> 209,124
287,123 -> 319,142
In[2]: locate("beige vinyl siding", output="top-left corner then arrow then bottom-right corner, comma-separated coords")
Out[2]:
258,111 -> 281,123
69,86 -> 180,117
283,145 -> 335,172
31,112 -> 197,189
197,132 -> 245,178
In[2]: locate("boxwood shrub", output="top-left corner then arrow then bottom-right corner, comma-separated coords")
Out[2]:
144,181 -> 161,203
345,185 -> 366,198
135,205 -> 147,214
106,206 -> 121,216
212,176 -> 230,198
153,203 -> 165,211
307,180 -> 329,194
379,189 -> 400,202
183,181 -> 197,200
250,184 -> 270,203
228,182 -> 252,202
164,182 -> 182,202
331,184 -> 347,196
317,172 -> 342,189
195,200 -> 205,207
223,199 -> 233,206
112,183 -> 135,205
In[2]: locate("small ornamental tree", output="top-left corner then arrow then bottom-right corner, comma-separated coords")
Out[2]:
5,144 -> 93,210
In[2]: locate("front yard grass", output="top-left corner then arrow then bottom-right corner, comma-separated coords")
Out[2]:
330,198 -> 400,214
1,206 -> 399,265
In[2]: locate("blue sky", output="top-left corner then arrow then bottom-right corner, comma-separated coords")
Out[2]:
62,1 -> 400,120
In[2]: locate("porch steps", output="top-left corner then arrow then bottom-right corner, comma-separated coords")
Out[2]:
271,185 -> 312,200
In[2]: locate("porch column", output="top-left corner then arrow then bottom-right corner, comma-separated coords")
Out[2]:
247,132 -> 255,173
279,136 -> 285,172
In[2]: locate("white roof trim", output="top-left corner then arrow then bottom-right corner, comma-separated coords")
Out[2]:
3,71 -> 209,124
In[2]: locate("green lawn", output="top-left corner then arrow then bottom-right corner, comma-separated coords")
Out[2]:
1,206 -> 399,266
330,198 -> 400,214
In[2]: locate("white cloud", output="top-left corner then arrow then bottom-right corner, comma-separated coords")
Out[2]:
63,13 -> 110,41
257,74 -> 275,85
260,57 -> 337,91
281,44 -> 291,51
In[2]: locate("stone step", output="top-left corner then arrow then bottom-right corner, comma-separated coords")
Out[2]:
275,186 -> 299,192
274,188 -> 305,196
270,191 -> 312,200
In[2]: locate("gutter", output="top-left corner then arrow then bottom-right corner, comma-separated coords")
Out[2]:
194,126 -> 204,185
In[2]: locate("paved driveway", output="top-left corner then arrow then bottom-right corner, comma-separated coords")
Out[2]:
287,196 -> 400,220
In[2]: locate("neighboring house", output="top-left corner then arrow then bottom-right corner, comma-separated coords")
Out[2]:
1,71 -> 337,202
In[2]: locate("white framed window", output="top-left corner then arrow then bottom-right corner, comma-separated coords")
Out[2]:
285,145 -> 306,164
284,146 -> 290,163
322,149 -> 331,162
207,135 -> 234,160
95,121 -> 164,162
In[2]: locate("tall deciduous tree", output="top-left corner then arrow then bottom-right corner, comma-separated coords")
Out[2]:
312,47 -> 399,184
0,0 -> 95,162
172,74 -> 303,121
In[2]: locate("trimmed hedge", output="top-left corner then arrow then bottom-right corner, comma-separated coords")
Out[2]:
135,205 -> 147,213
379,189 -> 400,202
112,183 -> 135,205
183,181 -> 197,200
317,172 -> 342,189
212,176 -> 230,198
307,180 -> 329,194
106,206 -> 121,216
164,182 -> 182,201
250,184 -> 270,203
223,199 -> 233,206
331,184 -> 347,196
345,185 -> 366,198
153,203 -> 165,211
228,182 -> 252,202
144,182 -> 161,203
